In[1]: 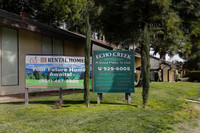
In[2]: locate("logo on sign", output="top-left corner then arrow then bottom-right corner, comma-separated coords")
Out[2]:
29,57 -> 38,63
40,57 -> 47,63
98,67 -> 102,71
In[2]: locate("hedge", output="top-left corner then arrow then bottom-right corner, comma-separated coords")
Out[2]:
189,71 -> 200,82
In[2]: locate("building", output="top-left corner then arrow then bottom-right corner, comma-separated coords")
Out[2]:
150,56 -> 176,82
0,9 -> 114,95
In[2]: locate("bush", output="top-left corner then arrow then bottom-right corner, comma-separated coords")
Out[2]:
175,73 -> 181,82
189,71 -> 200,82
183,72 -> 189,77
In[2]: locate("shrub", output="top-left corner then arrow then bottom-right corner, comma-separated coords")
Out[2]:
183,72 -> 189,77
189,71 -> 200,82
175,73 -> 181,82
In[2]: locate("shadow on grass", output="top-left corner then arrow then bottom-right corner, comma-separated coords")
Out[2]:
99,102 -> 138,107
0,100 -> 139,108
0,100 -> 84,105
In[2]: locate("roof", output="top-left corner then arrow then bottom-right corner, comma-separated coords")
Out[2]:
134,52 -> 141,58
150,55 -> 176,68
0,9 -> 113,50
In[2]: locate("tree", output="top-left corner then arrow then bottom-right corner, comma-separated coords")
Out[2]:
150,11 -> 184,59
0,0 -> 87,33
47,74 -> 50,80
28,73 -> 35,79
94,0 -> 179,106
173,0 -> 200,70
142,25 -> 150,107
84,0 -> 92,107
33,71 -> 43,80
64,0 -> 87,33
183,54 -> 200,70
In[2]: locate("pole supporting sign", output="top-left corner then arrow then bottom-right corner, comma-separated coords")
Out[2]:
93,50 -> 135,93
25,55 -> 92,88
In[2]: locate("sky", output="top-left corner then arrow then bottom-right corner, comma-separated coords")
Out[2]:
150,51 -> 184,62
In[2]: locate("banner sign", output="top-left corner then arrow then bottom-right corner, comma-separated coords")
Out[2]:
25,55 -> 92,88
93,50 -> 135,93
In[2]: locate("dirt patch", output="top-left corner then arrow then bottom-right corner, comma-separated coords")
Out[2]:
189,104 -> 200,133
176,104 -> 200,133
192,104 -> 200,111
193,121 -> 200,133
138,105 -> 152,109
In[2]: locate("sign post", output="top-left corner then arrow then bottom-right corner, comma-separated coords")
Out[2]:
25,88 -> 29,105
93,50 -> 135,104
125,93 -> 131,104
97,93 -> 103,104
59,87 -> 63,107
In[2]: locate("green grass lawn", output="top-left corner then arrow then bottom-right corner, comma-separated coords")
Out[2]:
0,82 -> 200,133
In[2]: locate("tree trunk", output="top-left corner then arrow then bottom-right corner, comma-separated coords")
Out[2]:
84,3 -> 91,107
142,25 -> 150,108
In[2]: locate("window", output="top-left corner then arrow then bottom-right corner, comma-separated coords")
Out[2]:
53,39 -> 64,55
42,36 -> 63,55
1,27 -> 18,85
42,36 -> 52,54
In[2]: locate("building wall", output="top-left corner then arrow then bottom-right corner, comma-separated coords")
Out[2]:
135,57 -> 141,68
161,64 -> 170,82
0,27 -> 87,95
163,68 -> 168,82
135,57 -> 141,83
169,70 -> 173,82
169,69 -> 175,82
64,40 -> 84,56
0,28 -> 43,95
19,29 -> 42,92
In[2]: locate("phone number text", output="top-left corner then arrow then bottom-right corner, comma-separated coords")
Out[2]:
97,67 -> 131,71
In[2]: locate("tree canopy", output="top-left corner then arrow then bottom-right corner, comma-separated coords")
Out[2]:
1,0 -> 199,61
95,0 -> 185,57
93,0 -> 200,105
0,0 -> 87,33
1,0 -> 199,69
175,0 -> 200,70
